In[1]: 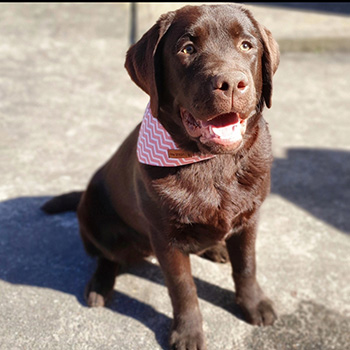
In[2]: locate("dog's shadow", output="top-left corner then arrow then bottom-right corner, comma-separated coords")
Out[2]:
0,196 -> 240,348
1,147 -> 349,348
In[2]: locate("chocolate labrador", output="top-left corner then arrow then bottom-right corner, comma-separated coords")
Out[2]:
42,4 -> 279,349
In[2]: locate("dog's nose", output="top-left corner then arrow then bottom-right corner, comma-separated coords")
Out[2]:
212,72 -> 249,95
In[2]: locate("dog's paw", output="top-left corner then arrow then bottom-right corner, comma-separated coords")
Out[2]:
238,297 -> 277,326
199,243 -> 229,263
86,290 -> 106,307
84,279 -> 113,308
170,328 -> 207,350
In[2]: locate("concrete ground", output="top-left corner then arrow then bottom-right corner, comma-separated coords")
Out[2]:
0,3 -> 349,350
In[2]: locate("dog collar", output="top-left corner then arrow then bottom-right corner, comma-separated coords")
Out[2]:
137,103 -> 215,167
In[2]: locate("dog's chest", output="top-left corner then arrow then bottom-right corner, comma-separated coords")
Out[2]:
152,157 -> 267,253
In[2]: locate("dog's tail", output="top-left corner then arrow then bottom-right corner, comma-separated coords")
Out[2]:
41,191 -> 83,214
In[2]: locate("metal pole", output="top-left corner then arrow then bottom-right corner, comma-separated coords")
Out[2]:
130,2 -> 137,45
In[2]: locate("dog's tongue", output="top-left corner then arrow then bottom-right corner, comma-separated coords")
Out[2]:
206,113 -> 240,140
205,112 -> 239,128
209,113 -> 238,138
202,112 -> 243,142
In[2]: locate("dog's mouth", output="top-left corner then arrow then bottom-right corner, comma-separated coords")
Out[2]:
180,108 -> 247,147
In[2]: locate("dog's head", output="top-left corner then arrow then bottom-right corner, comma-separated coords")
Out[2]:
125,4 -> 279,154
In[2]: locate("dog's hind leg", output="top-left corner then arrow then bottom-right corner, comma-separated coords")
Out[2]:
84,257 -> 119,307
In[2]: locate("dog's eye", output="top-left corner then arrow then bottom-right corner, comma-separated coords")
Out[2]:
182,44 -> 195,55
240,41 -> 252,51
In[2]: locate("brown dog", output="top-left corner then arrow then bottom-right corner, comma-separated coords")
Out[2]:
42,4 -> 279,349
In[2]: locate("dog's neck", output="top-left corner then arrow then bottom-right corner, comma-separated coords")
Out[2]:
137,102 -> 215,167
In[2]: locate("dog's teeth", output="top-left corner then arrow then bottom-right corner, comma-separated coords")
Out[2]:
209,126 -> 214,137
211,125 -> 235,139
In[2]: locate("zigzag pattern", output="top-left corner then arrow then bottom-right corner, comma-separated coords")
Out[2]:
137,103 -> 215,167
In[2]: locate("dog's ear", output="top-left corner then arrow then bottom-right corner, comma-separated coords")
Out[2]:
258,24 -> 280,109
125,11 -> 176,118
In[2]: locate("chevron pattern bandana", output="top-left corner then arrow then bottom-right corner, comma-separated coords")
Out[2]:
137,103 -> 215,167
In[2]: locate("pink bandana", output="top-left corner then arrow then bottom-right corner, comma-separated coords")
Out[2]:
137,103 -> 215,167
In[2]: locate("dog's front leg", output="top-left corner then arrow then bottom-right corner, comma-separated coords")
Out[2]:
152,237 -> 207,350
226,218 -> 277,326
